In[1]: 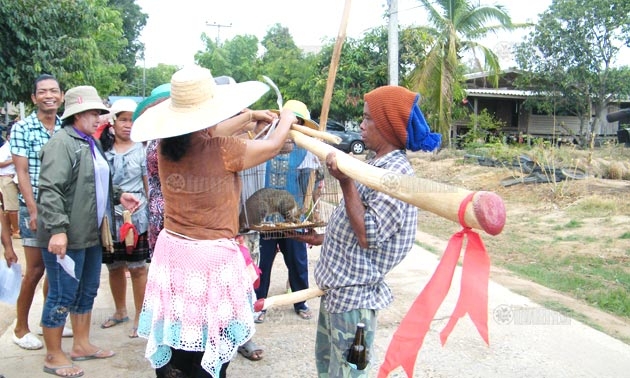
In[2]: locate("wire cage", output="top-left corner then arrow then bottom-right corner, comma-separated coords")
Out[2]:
238,146 -> 339,240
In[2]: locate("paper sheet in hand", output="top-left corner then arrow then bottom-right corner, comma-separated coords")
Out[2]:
0,262 -> 22,304
57,255 -> 78,280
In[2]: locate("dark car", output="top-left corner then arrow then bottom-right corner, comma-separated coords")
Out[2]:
318,119 -> 365,154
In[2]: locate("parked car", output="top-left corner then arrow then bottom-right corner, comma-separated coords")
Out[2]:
317,119 -> 365,154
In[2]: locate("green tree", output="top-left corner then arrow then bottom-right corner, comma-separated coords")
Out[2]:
514,0 -> 630,146
119,64 -> 178,97
410,0 -> 518,145
304,26 -> 432,123
195,34 -> 261,83
0,0 -> 128,102
258,24 -> 309,110
107,0 -> 148,84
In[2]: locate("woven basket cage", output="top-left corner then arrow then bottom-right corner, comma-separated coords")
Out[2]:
238,148 -> 339,240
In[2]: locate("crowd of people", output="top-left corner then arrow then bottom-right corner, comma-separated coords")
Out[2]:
1,67 -> 440,378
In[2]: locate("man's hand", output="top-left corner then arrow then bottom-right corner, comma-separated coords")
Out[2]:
325,152 -> 350,183
286,229 -> 324,246
28,209 -> 38,231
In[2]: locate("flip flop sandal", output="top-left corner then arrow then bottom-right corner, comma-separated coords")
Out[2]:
254,310 -> 266,324
296,308 -> 313,320
43,364 -> 84,377
100,316 -> 129,329
238,340 -> 264,361
129,327 -> 139,338
71,349 -> 115,361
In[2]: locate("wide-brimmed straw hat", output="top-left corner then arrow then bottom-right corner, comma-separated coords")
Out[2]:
131,65 -> 269,142
271,100 -> 319,130
60,86 -> 109,120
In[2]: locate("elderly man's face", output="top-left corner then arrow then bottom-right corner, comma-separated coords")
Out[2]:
360,101 -> 386,152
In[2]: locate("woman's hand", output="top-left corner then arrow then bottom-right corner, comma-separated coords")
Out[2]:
48,233 -> 68,258
4,247 -> 18,267
120,193 -> 141,213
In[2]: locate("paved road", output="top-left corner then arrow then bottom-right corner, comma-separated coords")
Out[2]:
1,237 -> 629,377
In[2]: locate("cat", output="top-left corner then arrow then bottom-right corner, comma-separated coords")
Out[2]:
239,188 -> 299,230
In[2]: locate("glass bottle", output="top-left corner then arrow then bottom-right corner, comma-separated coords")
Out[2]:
346,322 -> 368,370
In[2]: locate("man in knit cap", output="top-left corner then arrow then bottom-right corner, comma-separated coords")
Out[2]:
294,85 -> 440,377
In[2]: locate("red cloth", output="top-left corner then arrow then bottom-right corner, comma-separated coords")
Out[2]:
378,192 -> 490,378
94,121 -> 109,139
119,222 -> 139,254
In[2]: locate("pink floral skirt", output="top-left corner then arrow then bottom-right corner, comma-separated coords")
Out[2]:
138,230 -> 255,377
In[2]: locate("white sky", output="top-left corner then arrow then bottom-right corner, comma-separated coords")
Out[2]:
134,0 -> 553,68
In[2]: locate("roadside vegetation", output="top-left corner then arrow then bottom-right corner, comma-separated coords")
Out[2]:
412,143 -> 630,342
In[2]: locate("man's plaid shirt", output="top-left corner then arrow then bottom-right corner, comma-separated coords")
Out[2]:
10,112 -> 61,203
314,149 -> 418,313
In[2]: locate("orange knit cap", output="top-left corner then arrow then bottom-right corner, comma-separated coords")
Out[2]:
364,85 -> 418,149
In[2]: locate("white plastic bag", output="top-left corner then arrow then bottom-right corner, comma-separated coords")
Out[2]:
0,262 -> 22,304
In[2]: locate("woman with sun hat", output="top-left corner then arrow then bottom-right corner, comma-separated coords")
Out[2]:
132,65 -> 296,378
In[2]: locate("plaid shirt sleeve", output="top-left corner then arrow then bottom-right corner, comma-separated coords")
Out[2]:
9,119 -> 30,157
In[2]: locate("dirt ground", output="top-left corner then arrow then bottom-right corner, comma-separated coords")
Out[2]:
2,149 -> 630,377
406,149 -> 630,343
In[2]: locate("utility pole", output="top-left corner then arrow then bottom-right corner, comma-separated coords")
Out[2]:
387,0 -> 399,85
205,21 -> 232,46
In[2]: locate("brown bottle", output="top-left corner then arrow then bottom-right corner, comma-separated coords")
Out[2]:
346,322 -> 368,370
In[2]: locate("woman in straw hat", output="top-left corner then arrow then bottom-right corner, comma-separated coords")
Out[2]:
135,80 -> 268,363
131,65 -> 296,378
36,85 -> 141,377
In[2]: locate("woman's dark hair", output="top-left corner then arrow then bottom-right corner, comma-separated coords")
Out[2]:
33,74 -> 62,95
61,117 -> 74,127
99,124 -> 115,151
160,134 -> 191,162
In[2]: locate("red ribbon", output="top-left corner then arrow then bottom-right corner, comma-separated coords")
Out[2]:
378,192 -> 490,378
119,222 -> 139,254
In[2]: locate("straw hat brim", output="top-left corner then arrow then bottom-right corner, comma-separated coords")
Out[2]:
270,109 -> 319,130
130,81 -> 269,142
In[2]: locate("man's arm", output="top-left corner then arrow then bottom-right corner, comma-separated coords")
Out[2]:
1,211 -> 17,267
325,152 -> 369,248
12,155 -> 37,230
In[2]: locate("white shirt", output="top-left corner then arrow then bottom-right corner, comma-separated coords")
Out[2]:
297,151 -> 321,170
0,142 -> 16,175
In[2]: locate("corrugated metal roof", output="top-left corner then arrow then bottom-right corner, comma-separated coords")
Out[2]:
465,88 -> 534,98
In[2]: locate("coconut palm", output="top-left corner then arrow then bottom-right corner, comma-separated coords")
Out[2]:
410,0 -> 519,145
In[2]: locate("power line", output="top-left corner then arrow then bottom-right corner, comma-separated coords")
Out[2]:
205,21 -> 232,45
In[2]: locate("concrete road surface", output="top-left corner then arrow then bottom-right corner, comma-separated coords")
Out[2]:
1,237 -> 629,377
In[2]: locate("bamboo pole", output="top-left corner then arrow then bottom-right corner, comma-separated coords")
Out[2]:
319,0 -> 352,131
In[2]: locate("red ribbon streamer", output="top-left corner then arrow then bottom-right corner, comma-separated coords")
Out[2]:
378,192 -> 490,378
119,222 -> 139,254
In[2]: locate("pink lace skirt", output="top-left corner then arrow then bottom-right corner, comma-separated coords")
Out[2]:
138,230 -> 255,377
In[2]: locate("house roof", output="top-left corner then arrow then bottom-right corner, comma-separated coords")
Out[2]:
465,88 -> 534,99
463,69 -> 522,80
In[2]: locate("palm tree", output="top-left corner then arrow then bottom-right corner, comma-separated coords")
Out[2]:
410,0 -> 519,146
